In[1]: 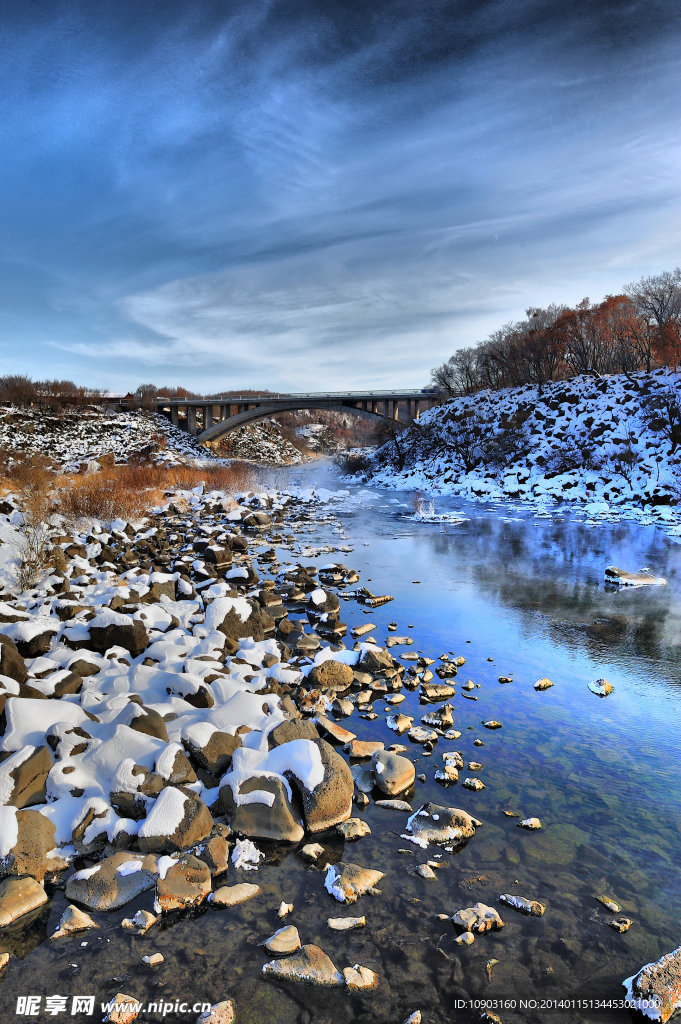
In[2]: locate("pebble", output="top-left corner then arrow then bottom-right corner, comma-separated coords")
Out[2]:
336,819 -> 371,840
454,931 -> 475,945
595,896 -> 621,913
262,944 -> 343,986
121,909 -> 157,935
518,818 -> 542,830
588,678 -> 614,697
343,964 -> 379,990
482,720 -> 502,729
301,843 -> 325,861
403,1013 -> 422,1024
209,883 -> 261,907
50,904 -> 99,940
534,677 -> 554,690
196,1002 -> 236,1024
278,901 -> 294,918
610,916 -> 632,933
499,894 -> 545,916
462,777 -> 485,791
474,738 -> 484,746
415,864 -> 437,880
103,992 -> 141,1023
0,952 -> 9,971
452,903 -> 504,933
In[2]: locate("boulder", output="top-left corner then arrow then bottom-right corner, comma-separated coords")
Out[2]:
0,745 -> 52,807
129,707 -> 169,742
344,965 -> 379,990
605,565 -> 666,587
183,731 -> 241,775
288,738 -> 353,834
155,854 -> 211,913
197,833 -> 230,875
156,747 -> 197,786
371,750 -> 415,797
138,788 -> 213,854
65,851 -> 158,911
0,634 -> 27,684
324,862 -> 384,903
89,619 -> 148,657
13,627 -> 58,659
268,719 -> 319,747
307,660 -> 353,691
623,948 -> 681,1023
262,944 -> 343,986
307,590 -> 340,618
359,648 -> 393,673
103,991 -> 141,1023
405,803 -> 481,848
207,597 -> 274,643
336,818 -> 371,840
345,740 -> 384,759
0,876 -> 48,926
0,807 -> 59,882
220,775 -> 304,844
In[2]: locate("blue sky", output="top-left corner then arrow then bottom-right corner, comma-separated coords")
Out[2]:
1,0 -> 680,392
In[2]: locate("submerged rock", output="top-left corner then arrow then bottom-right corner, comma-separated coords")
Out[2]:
195,1001 -> 236,1024
375,799 -> 412,811
343,964 -> 378,990
610,916 -> 632,933
518,818 -> 542,830
103,991 -> 141,1023
336,818 -> 371,840
210,882 -> 261,907
534,677 -> 554,691
262,944 -> 344,986
605,566 -> 666,587
624,945 -> 681,1022
595,895 -> 621,913
325,862 -> 384,904
65,851 -> 158,911
328,916 -> 366,931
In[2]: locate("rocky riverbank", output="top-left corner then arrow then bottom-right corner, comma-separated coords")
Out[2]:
0,480 -> 677,1023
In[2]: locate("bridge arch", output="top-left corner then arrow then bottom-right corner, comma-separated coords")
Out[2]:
197,399 -> 411,443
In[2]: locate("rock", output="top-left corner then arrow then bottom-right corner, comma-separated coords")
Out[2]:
345,739 -> 384,759
265,925 -> 301,954
316,715 -> 356,745
499,894 -> 545,916
408,726 -> 438,745
220,775 -> 304,844
0,951 -> 8,970
420,683 -> 455,700
103,991 -> 141,1023
278,901 -> 293,918
375,799 -> 412,811
50,904 -> 99,940
0,807 -> 59,882
268,719 -> 320,747
462,777 -> 485,791
624,945 -> 681,1022
65,851 -> 158,911
0,633 -> 27,683
595,895 -> 621,912
129,706 -> 168,742
210,882 -> 261,906
262,944 -> 344,986
415,864 -> 437,880
195,1001 -> 236,1024
405,803 -> 481,847
121,909 -> 157,934
184,731 -> 242,775
290,738 -> 353,834
434,765 -> 458,786
138,788 -> 213,854
344,964 -> 378,990
0,876 -> 48,926
452,903 -> 504,933
197,834 -> 230,875
610,916 -> 632,933
155,855 -> 211,913
371,750 -> 415,796
157,748 -> 197,785
208,597 -> 273,642
336,818 -> 371,840
482,720 -> 502,729
89,619 -> 148,657
454,931 -> 475,945
387,714 -> 414,735
403,1013 -> 422,1024
142,952 -> 164,966
518,818 -> 542,830
421,703 -> 454,729
588,678 -> 613,697
324,862 -> 384,904
301,843 -> 325,861
605,565 -> 666,586
307,661 -> 353,691
534,678 -> 554,691
328,916 -> 366,931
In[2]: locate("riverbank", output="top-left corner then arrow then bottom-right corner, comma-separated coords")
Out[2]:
0,466 -> 680,1023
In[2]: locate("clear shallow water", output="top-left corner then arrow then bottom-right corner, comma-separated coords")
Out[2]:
2,463 -> 681,1024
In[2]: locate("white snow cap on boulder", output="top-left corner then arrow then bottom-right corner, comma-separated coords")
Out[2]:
221,740 -> 325,808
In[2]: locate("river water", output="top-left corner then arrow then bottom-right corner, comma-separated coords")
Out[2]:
3,460 -> 681,1024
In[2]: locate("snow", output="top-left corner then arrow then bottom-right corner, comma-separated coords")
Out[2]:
231,838 -> 263,870
222,739 -> 324,809
0,745 -> 37,805
2,698 -> 89,751
0,805 -> 18,857
204,596 -> 252,631
310,589 -> 327,606
138,787 -> 188,839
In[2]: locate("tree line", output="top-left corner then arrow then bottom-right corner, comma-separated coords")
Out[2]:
431,268 -> 681,395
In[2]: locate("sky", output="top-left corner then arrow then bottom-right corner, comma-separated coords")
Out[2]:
1,0 -> 680,393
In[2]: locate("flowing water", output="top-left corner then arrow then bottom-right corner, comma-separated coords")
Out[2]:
3,460 -> 681,1024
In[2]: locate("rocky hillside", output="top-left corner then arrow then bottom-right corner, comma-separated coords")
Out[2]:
364,368 -> 681,508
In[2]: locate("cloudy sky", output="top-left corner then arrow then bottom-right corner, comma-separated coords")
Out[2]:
1,0 -> 680,392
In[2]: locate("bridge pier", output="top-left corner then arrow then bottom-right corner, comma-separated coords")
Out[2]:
205,405 -> 213,429
187,405 -> 197,435
171,406 -> 179,427
414,400 -> 420,421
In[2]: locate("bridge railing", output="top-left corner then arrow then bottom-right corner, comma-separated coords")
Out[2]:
147,389 -> 435,404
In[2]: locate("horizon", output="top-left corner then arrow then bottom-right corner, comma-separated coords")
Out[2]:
1,0 -> 680,391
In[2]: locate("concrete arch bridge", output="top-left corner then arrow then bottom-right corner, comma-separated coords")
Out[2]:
142,390 -> 437,445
